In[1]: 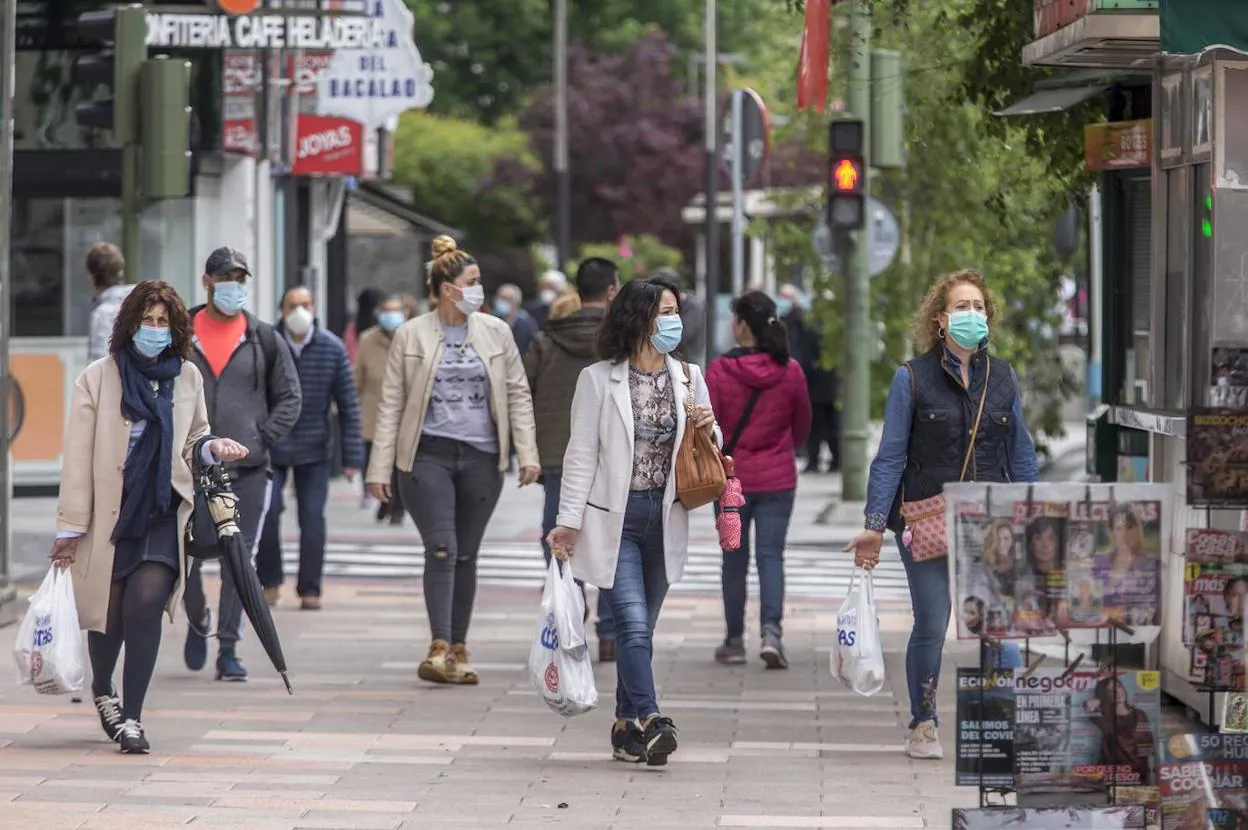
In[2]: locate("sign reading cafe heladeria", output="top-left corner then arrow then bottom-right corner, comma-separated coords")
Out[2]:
146,11 -> 386,50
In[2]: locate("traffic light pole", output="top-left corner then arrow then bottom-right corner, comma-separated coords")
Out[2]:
121,143 -> 141,274
840,0 -> 871,502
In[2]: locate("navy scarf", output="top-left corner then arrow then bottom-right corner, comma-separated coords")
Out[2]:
112,348 -> 182,543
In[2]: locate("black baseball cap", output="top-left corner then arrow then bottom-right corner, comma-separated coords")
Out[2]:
204,246 -> 251,277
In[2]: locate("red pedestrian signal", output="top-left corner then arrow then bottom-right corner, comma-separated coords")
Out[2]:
833,158 -> 861,192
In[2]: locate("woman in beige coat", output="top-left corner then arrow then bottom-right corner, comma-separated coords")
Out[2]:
355,293 -> 411,523
366,236 -> 539,686
50,281 -> 248,755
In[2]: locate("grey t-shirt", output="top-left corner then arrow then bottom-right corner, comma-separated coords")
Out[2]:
420,323 -> 499,454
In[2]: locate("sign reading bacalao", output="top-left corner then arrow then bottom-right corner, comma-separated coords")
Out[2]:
146,11 -> 386,50
315,0 -> 434,130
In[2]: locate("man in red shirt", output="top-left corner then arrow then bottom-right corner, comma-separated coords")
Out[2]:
182,247 -> 302,682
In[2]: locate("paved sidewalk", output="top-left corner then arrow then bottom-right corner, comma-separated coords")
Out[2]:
0,577 -> 979,829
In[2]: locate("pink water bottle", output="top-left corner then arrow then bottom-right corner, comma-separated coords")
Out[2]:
717,456 -> 745,551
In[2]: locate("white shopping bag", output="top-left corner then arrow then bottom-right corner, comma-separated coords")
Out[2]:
528,559 -> 598,717
833,568 -> 886,696
13,567 -> 86,695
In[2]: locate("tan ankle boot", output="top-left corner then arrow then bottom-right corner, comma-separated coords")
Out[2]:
449,644 -> 478,685
417,640 -> 456,684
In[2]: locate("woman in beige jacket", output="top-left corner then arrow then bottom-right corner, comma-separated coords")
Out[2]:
49,281 -> 248,755
366,236 -> 539,685
355,293 -> 411,523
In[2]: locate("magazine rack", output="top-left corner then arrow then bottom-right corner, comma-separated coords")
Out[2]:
1187,504 -> 1238,729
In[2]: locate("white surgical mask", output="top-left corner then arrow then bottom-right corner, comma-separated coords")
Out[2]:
284,306 -> 313,336
454,284 -> 485,315
540,289 -> 557,305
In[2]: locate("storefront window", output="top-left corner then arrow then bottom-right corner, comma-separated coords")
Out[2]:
7,197 -> 198,339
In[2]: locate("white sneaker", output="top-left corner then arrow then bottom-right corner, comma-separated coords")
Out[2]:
905,720 -> 943,759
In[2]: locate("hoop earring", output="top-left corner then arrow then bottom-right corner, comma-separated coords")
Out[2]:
937,326 -> 946,340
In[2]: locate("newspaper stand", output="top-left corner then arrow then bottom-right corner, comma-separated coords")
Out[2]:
1186,504 -> 1240,730
968,484 -> 1134,811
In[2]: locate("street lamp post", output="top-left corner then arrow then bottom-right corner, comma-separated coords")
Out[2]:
703,0 -> 719,365
553,0 -> 571,274
0,0 -> 18,625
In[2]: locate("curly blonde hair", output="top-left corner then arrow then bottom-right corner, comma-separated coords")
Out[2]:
912,269 -> 997,351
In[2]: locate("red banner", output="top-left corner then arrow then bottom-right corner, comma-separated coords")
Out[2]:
292,114 -> 364,176
796,0 -> 830,112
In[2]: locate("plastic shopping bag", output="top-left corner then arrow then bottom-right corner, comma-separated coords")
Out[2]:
833,567 -> 886,696
13,567 -> 86,695
528,559 -> 598,717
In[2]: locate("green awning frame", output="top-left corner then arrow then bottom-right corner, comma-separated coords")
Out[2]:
1161,0 -> 1248,55
993,70 -> 1143,117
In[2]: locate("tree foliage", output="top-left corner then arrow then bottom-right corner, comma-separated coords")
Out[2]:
390,111 -> 545,251
573,235 -> 685,283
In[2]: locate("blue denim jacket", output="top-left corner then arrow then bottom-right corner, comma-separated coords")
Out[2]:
863,349 -> 1039,531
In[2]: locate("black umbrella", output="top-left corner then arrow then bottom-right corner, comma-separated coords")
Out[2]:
191,461 -> 294,695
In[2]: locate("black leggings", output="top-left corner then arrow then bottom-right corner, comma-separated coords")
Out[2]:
88,562 -> 177,722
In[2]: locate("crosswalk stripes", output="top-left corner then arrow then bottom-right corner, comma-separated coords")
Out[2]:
212,536 -> 913,601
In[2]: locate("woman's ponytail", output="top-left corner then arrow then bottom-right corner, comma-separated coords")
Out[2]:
732,290 -> 790,365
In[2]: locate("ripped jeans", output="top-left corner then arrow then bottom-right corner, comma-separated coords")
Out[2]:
400,436 -> 504,644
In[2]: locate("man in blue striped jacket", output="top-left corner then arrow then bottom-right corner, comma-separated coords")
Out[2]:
256,285 -> 364,610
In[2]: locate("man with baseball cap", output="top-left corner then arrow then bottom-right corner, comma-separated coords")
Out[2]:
182,247 -> 302,682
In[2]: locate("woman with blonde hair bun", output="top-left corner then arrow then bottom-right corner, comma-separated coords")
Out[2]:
843,268 -> 1039,761
366,235 -> 540,685
548,291 -> 581,321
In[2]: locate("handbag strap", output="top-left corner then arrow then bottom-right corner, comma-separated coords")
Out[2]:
723,388 -> 763,456
679,360 -> 694,413
959,358 -> 991,482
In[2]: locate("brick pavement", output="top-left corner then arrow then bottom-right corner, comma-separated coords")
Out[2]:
0,577 -> 979,829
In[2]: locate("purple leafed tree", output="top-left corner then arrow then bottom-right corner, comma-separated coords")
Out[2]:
519,32 -> 705,253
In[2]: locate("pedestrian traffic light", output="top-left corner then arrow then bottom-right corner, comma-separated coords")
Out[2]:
73,5 -> 148,144
828,119 -> 865,230
140,57 -> 194,199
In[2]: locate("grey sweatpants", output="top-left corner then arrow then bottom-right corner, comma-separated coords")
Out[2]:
183,465 -> 272,651
399,436 -> 503,644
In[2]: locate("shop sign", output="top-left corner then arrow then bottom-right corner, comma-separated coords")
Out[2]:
315,0 -> 434,130
292,115 -> 364,176
290,52 -> 334,96
146,12 -> 386,50
1084,119 -> 1152,171
222,51 -> 260,157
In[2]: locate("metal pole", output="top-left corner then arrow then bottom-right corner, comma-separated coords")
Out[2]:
840,0 -> 872,501
730,89 -> 744,297
0,0 -> 18,625
121,143 -> 141,276
703,0 -> 719,365
554,0 -> 571,273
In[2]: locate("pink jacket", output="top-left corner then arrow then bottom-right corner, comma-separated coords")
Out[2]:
706,349 -> 812,494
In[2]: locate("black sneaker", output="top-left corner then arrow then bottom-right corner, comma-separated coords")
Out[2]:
117,720 -> 150,755
610,719 -> 646,763
215,650 -> 249,682
640,715 -> 678,767
92,690 -> 123,742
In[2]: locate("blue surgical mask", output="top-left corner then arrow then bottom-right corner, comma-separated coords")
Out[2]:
211,281 -> 247,315
377,310 -> 404,332
649,314 -> 683,355
133,325 -> 172,359
493,298 -> 513,317
947,310 -> 989,349
775,298 -> 793,317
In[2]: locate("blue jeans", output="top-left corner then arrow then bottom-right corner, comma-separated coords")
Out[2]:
256,461 -> 331,598
721,490 -> 794,640
897,535 -> 1021,729
542,473 -> 615,641
601,489 -> 670,721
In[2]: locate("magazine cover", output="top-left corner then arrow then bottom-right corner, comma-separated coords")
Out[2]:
1207,807 -> 1248,829
951,806 -> 1147,829
955,668 -> 1015,788
1187,409 -> 1248,508
1225,694 -> 1248,734
1161,732 -> 1248,764
1183,563 -> 1248,646
1113,786 -> 1162,830
1014,668 -> 1161,798
1211,347 -> 1248,409
1158,760 -> 1248,830
949,484 -> 1169,641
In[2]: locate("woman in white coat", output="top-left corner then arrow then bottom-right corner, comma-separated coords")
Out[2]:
547,275 -> 719,768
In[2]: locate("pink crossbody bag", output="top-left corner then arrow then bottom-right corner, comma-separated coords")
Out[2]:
899,358 -> 990,562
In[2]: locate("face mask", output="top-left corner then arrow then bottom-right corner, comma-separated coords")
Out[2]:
285,306 -> 313,336
796,293 -> 812,312
133,325 -> 172,359
649,314 -> 683,355
492,298 -> 513,317
212,281 -> 247,315
775,298 -> 793,317
946,310 -> 989,349
377,310 -> 405,332
454,284 -> 485,315
539,289 -> 557,305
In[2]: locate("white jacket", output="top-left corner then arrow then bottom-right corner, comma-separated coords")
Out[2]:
88,284 -> 135,362
556,356 -> 720,589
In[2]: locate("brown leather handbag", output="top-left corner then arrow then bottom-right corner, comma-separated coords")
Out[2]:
674,361 -> 726,509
